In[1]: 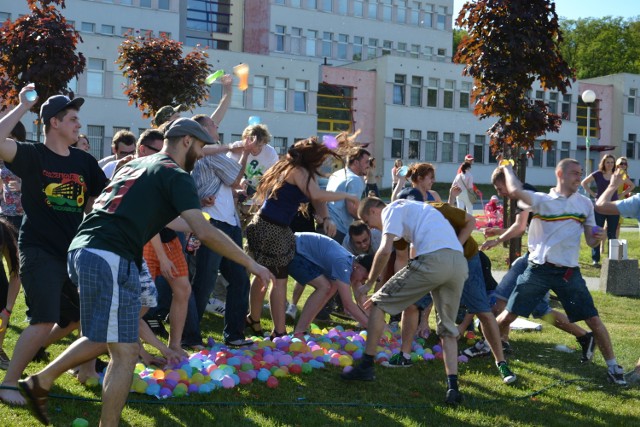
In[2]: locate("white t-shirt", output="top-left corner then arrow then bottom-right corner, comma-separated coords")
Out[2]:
381,199 -> 463,257
102,160 -> 117,179
228,142 -> 279,189
526,189 -> 596,267
203,184 -> 237,227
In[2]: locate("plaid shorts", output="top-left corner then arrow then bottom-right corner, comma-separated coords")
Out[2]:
68,248 -> 141,343
143,237 -> 189,279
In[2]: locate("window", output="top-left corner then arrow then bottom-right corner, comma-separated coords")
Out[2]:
185,37 -> 229,50
187,0 -> 231,34
252,76 -> 268,109
291,27 -> 302,54
437,48 -> 446,60
397,42 -> 407,56
458,134 -> 470,162
68,77 -> 78,94
140,0 -> 151,7
577,98 -> 599,138
410,76 -> 422,107
231,89 -> 244,108
100,24 -> 115,35
627,134 -> 637,159
423,4 -> 433,27
561,94 -> 571,120
306,30 -> 317,56
81,22 -> 95,33
112,74 -> 127,99
321,0 -> 332,12
409,130 -> 420,159
546,141 -> 557,168
474,135 -> 485,163
120,0 -> 132,5
353,36 -> 363,60
274,78 -> 288,111
628,88 -> 637,114
87,125 -> 105,158
368,1 -> 378,19
317,84 -> 353,133
272,137 -> 288,155
158,0 -> 170,10
437,6 -> 447,30
382,40 -> 392,56
367,38 -> 378,59
397,2 -> 406,23
353,0 -> 363,17
425,131 -> 437,161
424,46 -> 433,58
294,80 -> 308,112
140,29 -> 153,38
460,82 -> 471,109
560,141 -> 571,160
308,0 -> 317,8
532,141 -> 542,167
0,12 -> 11,22
382,0 -> 392,21
393,74 -> 406,105
391,129 -> 404,158
549,92 -> 558,114
121,26 -> 133,36
290,0 -> 301,7
427,78 -> 438,107
275,25 -> 285,52
410,44 -> 420,58
338,34 -> 349,59
442,132 -> 454,162
410,1 -> 419,25
159,31 -> 171,39
535,90 -> 544,101
443,80 -> 455,109
322,32 -> 333,57
87,58 -> 105,96
338,0 -> 348,14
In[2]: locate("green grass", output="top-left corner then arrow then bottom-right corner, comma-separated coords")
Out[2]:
1,260 -> 639,426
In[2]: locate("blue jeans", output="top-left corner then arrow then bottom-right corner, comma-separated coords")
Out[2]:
183,219 -> 249,344
494,253 -> 551,318
592,211 -> 619,263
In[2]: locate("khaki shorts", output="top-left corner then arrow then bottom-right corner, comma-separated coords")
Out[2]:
371,248 -> 468,337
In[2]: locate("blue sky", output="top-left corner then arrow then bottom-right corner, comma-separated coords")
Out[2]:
453,0 -> 640,21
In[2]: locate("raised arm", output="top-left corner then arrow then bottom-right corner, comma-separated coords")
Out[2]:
292,168 -> 359,205
503,165 -> 532,206
595,170 -> 623,216
210,74 -> 233,125
0,86 -> 36,163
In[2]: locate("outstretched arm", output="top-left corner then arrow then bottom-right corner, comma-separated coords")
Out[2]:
0,85 -> 36,163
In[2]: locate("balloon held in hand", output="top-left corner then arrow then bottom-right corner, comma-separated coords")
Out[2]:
233,63 -> 249,91
591,226 -> 602,236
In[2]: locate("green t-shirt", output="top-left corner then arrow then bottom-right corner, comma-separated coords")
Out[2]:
69,154 -> 200,266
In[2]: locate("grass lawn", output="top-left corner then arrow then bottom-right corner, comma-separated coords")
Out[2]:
1,243 -> 639,426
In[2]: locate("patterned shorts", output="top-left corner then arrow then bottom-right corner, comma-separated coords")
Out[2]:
139,259 -> 158,308
245,215 -> 296,278
143,236 -> 189,279
68,248 -> 141,343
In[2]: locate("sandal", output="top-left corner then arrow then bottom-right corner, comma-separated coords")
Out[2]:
269,330 -> 287,340
245,316 -> 264,336
18,375 -> 50,425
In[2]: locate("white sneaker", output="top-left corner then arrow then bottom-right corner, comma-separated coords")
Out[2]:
205,298 -> 226,316
285,303 -> 298,320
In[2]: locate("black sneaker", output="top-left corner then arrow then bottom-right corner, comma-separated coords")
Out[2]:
341,363 -> 375,381
607,365 -> 627,385
381,353 -> 413,368
463,340 -> 492,358
502,341 -> 512,354
577,332 -> 596,363
225,338 -> 253,347
445,388 -> 463,405
144,318 -> 169,339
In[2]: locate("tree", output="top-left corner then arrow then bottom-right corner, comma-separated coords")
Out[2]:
455,0 -> 574,264
0,0 -> 85,119
452,29 -> 468,62
116,33 -> 211,118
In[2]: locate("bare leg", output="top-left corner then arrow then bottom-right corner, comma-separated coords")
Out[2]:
269,278 -> 288,335
476,312 -> 505,362
548,310 -> 588,337
416,304 -> 432,338
294,277 -> 334,334
291,282 -> 305,306
0,323 -> 53,405
584,316 -> 615,360
496,310 -> 518,342
166,276 -> 190,355
363,306 -> 387,355
440,335 -> 458,376
457,313 -> 474,335
99,342 -> 140,427
248,276 -> 268,323
400,305 -> 419,354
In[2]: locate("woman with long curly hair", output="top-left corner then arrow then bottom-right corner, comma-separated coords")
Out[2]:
245,137 -> 359,338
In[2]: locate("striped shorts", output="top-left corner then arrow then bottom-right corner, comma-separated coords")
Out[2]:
68,248 -> 141,343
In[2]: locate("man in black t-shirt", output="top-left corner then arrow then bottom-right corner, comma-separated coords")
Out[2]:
0,87 -> 108,408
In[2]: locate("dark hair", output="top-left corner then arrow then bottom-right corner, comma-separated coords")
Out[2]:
461,161 -> 472,174
347,148 -> 371,166
406,162 -> 435,182
10,121 -> 26,142
138,129 -> 164,148
357,196 -> 386,220
348,220 -> 371,237
112,130 -> 137,149
0,218 -> 19,275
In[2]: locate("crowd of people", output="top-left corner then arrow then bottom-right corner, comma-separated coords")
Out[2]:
0,81 -> 638,425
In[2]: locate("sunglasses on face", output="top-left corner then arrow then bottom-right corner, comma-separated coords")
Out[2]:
143,144 -> 161,153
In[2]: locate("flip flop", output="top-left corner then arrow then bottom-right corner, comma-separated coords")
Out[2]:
18,376 -> 50,425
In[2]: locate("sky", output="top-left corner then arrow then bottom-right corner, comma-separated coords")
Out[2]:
453,0 -> 640,21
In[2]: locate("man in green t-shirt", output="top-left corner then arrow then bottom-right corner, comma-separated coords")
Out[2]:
18,118 -> 274,426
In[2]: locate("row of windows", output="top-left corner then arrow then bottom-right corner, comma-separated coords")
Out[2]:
273,26 -> 448,61
187,0 -> 231,33
393,76 -> 472,109
390,132 -> 572,169
273,0 -> 449,30
82,0 -> 171,9
79,21 -> 171,39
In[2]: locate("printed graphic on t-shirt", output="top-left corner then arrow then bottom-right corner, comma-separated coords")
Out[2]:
245,159 -> 264,186
42,170 -> 87,213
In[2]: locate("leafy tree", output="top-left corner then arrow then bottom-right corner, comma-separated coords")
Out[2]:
116,33 -> 211,118
0,0 -> 85,118
452,29 -> 468,62
455,0 -> 574,263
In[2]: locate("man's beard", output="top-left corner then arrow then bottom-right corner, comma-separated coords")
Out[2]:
184,144 -> 198,172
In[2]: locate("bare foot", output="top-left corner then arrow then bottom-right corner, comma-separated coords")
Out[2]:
0,383 -> 27,405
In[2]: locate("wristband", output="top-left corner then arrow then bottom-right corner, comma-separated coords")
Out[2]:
2,307 -> 11,316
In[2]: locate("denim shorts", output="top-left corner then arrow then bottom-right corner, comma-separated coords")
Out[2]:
68,248 -> 141,343
494,253 -> 551,318
459,253 -> 491,313
288,253 -> 323,285
506,262 -> 598,322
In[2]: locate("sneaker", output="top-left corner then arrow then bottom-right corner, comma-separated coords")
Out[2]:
502,341 -> 512,354
577,332 -> 596,363
497,361 -> 517,384
381,353 -> 413,368
445,388 -> 463,405
607,365 -> 627,385
463,340 -> 492,358
205,298 -> 226,317
624,370 -> 640,386
144,318 -> 169,339
340,363 -> 375,381
285,303 -> 298,320
225,338 -> 253,347
0,348 -> 9,370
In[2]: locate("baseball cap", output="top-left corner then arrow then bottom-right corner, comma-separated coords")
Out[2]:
465,154 -> 474,161
491,195 -> 499,202
40,95 -> 85,125
164,118 -> 214,145
354,254 -> 374,272
153,104 -> 188,127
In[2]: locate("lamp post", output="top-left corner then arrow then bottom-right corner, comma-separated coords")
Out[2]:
581,89 -> 596,177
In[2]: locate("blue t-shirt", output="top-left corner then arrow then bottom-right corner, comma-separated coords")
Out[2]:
326,168 -> 366,234
616,193 -> 640,219
294,232 -> 353,284
397,187 -> 435,202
